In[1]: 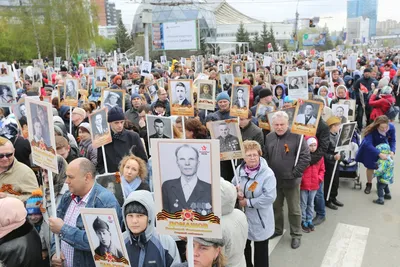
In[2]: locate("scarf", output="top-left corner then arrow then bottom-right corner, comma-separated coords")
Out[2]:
111,129 -> 123,140
122,176 -> 142,198
244,162 -> 260,177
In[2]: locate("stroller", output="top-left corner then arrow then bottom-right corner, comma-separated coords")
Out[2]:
339,128 -> 362,189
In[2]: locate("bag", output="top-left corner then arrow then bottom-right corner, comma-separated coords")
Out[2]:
383,99 -> 398,120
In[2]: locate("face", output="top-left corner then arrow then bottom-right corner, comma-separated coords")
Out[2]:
110,120 -> 125,133
191,241 -> 221,267
342,126 -> 350,137
28,214 -> 42,224
218,125 -> 229,138
106,182 -> 115,194
34,121 -> 42,138
109,94 -> 118,104
364,72 -> 370,79
126,213 -> 148,235
37,107 -> 46,122
305,105 -> 313,116
309,143 -> 317,153
72,113 -> 82,123
218,99 -> 230,111
175,122 -> 183,133
291,78 -> 297,86
185,129 -> 194,139
378,123 -> 389,132
237,90 -> 244,98
123,159 -> 140,182
337,88 -> 346,98
132,97 -> 141,109
176,146 -> 199,177
78,129 -> 90,141
96,229 -> 111,246
276,87 -> 282,96
327,55 -> 332,61
244,149 -> 260,168
235,66 -> 241,73
333,71 -> 339,80
57,147 -> 69,159
158,89 -> 168,101
154,106 -> 165,115
239,117 -> 251,128
336,107 -> 344,117
0,143 -> 15,169
320,88 -> 328,97
272,117 -> 289,136
331,123 -> 340,133
67,82 -> 74,91
95,115 -> 102,127
203,85 -> 210,94
65,161 -> 89,196
154,121 -> 164,135
175,85 -> 186,101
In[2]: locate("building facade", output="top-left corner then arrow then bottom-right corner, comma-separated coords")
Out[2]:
346,16 -> 370,44
95,0 -> 122,27
347,0 -> 377,37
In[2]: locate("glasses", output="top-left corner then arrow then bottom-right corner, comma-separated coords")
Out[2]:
245,154 -> 259,158
0,153 -> 13,159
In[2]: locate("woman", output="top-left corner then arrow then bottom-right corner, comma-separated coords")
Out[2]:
172,238 -> 226,267
119,154 -> 149,198
113,75 -> 123,88
274,83 -> 286,100
232,140 -> 276,267
184,118 -> 208,139
369,86 -> 396,121
78,122 -> 97,166
0,84 -> 13,103
356,115 -> 396,194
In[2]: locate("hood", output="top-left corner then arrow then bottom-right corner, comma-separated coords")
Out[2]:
376,143 -> 391,154
274,83 -> 287,99
59,106 -> 70,121
317,86 -> 329,97
220,178 -> 236,216
122,190 -> 154,242
54,121 -> 69,141
344,75 -> 354,85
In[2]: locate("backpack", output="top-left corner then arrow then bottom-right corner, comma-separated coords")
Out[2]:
383,98 -> 398,120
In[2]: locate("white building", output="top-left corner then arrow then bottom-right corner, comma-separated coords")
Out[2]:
346,16 -> 370,44
99,25 -> 117,39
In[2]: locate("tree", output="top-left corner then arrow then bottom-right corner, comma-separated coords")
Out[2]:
235,22 -> 250,54
252,32 -> 262,53
115,18 -> 133,53
260,22 -> 269,52
269,26 -> 277,51
282,41 -> 289,51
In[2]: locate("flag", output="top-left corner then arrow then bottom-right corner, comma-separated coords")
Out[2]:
360,83 -> 369,94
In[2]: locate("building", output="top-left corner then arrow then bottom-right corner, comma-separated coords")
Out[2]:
98,25 -> 117,39
346,16 -> 370,44
347,0 -> 377,37
377,19 -> 400,35
95,0 -> 122,27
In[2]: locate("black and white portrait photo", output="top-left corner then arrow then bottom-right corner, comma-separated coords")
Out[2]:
274,64 -> 283,76
140,61 -> 152,76
170,80 -> 192,106
232,86 -> 248,109
246,61 -> 256,73
0,62 -> 8,76
12,102 -> 27,120
160,56 -> 167,65
332,104 -> 349,124
288,76 -> 306,90
291,100 -> 322,136
195,61 -> 203,74
102,90 -> 125,111
135,56 -> 143,66
0,82 -> 16,104
146,115 -> 173,149
217,63 -> 224,73
256,104 -> 275,129
97,174 -> 124,206
29,103 -> 51,148
215,122 -> 240,153
336,122 -> 356,151
324,52 -> 337,70
95,68 -> 107,82
199,82 -> 214,100
220,74 -> 233,92
295,102 -> 319,126
65,78 -> 78,99
232,63 -> 243,80
287,70 -> 309,100
339,99 -> 356,121
180,57 -> 186,66
89,108 -> 112,148
32,67 -> 42,84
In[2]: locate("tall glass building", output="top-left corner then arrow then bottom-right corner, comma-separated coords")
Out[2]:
347,0 -> 378,37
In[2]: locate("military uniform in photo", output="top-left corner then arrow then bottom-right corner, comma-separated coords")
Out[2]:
218,134 -> 240,152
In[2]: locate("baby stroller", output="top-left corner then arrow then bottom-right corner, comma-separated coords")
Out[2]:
339,128 -> 362,189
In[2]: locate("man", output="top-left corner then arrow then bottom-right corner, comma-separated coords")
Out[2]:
275,65 -> 282,76
35,104 -> 50,144
223,77 -> 232,92
295,104 -> 317,125
71,107 -> 86,140
92,217 -> 124,259
92,113 -> 109,137
173,82 -> 190,106
335,106 -> 347,123
151,88 -> 170,116
343,100 -> 354,117
264,111 -> 310,249
233,65 -> 242,78
97,106 -> 147,174
217,123 -> 240,153
32,117 -> 51,147
239,110 -> 264,151
161,144 -> 212,214
247,62 -> 255,73
289,77 -> 299,89
331,70 -> 344,85
149,118 -> 170,139
49,158 -> 122,267
218,63 -> 224,73
251,89 -> 276,117
353,68 -> 374,129
338,125 -> 353,147
0,137 -> 38,202
125,93 -> 143,129
56,136 -> 78,163
325,54 -> 335,67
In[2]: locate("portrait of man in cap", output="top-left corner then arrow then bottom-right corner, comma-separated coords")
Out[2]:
103,91 -> 122,111
92,216 -> 124,259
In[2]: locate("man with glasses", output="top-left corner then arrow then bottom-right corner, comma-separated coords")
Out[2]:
0,136 -> 38,202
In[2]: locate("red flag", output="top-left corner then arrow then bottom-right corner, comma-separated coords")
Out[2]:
360,83 -> 369,94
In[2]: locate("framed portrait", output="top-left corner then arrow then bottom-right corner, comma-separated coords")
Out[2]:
156,78 -> 164,89
84,67 -> 95,77
324,51 -> 337,71
80,208 -> 130,267
131,85 -> 139,95
0,81 -> 17,105
89,108 -> 112,148
32,67 -> 42,87
197,80 -> 216,111
146,115 -> 173,149
256,104 -> 276,130
12,101 -> 27,121
230,84 -> 250,119
335,122 -> 357,152
217,62 -> 225,73
148,84 -> 158,103
195,60 -> 203,74
263,56 -> 272,67
95,67 -> 108,82
135,56 -> 143,66
332,104 -> 349,123
231,63 -> 243,82
274,64 -> 283,76
101,89 -> 125,112
160,55 -> 167,65
245,61 -> 256,74
0,62 -> 8,76
169,79 -> 194,116
287,70 -> 308,100
140,61 -> 152,76
96,173 -> 125,206
291,99 -> 323,136
92,81 -> 108,99
185,59 -> 192,68
63,78 -> 79,107
207,118 -> 245,161
339,99 -> 356,121
150,139 -> 222,238
180,57 -> 186,66
32,59 -> 44,70
54,57 -> 61,71
79,74 -> 88,90
219,74 -> 233,93
25,98 -> 58,173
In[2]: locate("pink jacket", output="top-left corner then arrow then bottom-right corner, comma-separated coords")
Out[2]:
301,157 -> 325,191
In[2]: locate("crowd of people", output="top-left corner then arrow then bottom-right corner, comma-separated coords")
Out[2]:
0,47 -> 399,267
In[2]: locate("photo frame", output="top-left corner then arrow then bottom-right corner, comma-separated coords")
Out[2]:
339,99 -> 356,121
0,81 -> 17,105
324,51 -> 337,71
140,61 -> 152,76
96,173 -> 125,206
291,99 -> 323,136
335,122 -> 357,152
256,104 -> 276,130
63,78 -> 79,107
146,115 -> 173,149
230,84 -> 250,119
197,80 -> 216,111
332,104 -> 349,123
89,108 -> 112,149
287,70 -> 308,100
267,107 -> 296,131
231,63 -> 243,82
92,81 -> 108,100
101,89 -> 125,112
220,74 -> 234,92
169,79 -> 194,116
245,61 -> 256,74
95,67 -> 108,82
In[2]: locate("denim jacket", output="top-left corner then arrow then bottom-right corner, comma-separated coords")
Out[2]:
50,183 -> 123,267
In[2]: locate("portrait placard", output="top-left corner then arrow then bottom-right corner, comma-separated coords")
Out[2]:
25,98 -> 58,173
291,99 -> 323,136
217,63 -> 225,73
92,81 -> 108,99
95,67 -> 108,82
0,81 -> 17,105
231,63 -> 243,82
146,115 -> 173,149
63,78 -> 79,107
197,80 -> 216,111
32,67 -> 42,90
324,51 -> 337,71
156,78 -> 164,89
80,208 -> 130,267
96,173 -> 124,206
89,108 -> 112,148
287,70 -> 308,100
206,118 -> 245,161
101,89 -> 125,112
256,104 -> 276,130
151,139 -> 222,238
169,79 -> 194,116
220,74 -> 233,92
54,57 -> 61,71
338,99 -> 356,121
140,61 -> 152,76
230,84 -> 250,119
335,122 -> 356,152
332,104 -> 349,123
245,61 -> 256,74
194,61 -> 203,74
274,64 -> 283,76
32,59 -> 44,70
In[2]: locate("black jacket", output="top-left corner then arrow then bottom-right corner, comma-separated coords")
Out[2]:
310,118 -> 330,165
240,121 -> 264,152
11,135 -> 31,167
0,221 -> 42,267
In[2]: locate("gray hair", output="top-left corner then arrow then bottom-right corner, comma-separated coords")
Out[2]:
271,111 -> 289,124
381,85 -> 392,95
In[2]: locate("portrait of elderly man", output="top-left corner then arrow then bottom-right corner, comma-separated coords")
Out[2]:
295,103 -> 317,126
217,123 -> 240,153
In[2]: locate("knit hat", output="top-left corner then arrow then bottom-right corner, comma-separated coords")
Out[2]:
216,92 -> 230,103
92,216 -> 109,232
26,189 -> 43,215
131,93 -> 141,100
326,116 -> 341,127
378,77 -> 389,89
107,106 -> 125,122
124,201 -> 148,216
194,237 -> 225,247
306,137 -> 318,147
381,85 -> 392,95
72,107 -> 86,118
79,122 -> 91,134
0,197 -> 27,238
259,89 -> 273,99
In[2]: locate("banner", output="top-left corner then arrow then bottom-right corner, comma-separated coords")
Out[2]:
302,33 -> 326,46
152,20 -> 199,51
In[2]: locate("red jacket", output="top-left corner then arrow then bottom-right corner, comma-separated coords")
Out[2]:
379,67 -> 396,80
301,157 -> 325,191
369,94 -> 395,120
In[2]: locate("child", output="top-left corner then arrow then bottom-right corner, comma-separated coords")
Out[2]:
324,116 -> 344,210
300,137 -> 325,232
373,143 -> 394,205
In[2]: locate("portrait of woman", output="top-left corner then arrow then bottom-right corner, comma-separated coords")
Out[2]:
0,84 -> 14,103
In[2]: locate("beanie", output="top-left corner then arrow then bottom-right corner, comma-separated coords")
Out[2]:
216,92 -> 230,103
124,201 -> 148,217
79,122 -> 91,134
326,116 -> 341,127
72,107 -> 86,118
26,189 -> 43,215
0,197 -> 27,238
107,106 -> 125,122
131,93 -> 141,100
92,216 -> 109,232
306,137 -> 318,147
259,89 -> 273,99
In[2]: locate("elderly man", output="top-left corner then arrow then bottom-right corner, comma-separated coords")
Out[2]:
71,107 -> 86,140
49,158 -> 122,267
264,111 -> 310,249
151,88 -> 170,116
0,137 -> 38,202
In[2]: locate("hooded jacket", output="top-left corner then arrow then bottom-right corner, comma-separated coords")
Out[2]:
58,105 -> 70,126
301,137 -> 325,191
317,86 -> 332,106
122,190 -> 181,267
330,85 -> 349,107
220,178 -> 248,267
233,157 -> 276,241
368,93 -> 395,120
274,83 -> 286,100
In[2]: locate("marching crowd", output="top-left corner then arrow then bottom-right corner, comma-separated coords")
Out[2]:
0,48 -> 399,267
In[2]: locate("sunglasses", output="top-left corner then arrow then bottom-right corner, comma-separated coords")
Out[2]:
0,153 -> 13,159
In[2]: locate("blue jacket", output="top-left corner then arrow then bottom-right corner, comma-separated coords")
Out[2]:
356,123 -> 396,170
232,157 -> 277,241
51,183 -> 122,267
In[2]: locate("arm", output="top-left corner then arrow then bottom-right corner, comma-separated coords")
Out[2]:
254,130 -> 265,152
160,235 -> 181,267
388,124 -> 396,153
368,93 -> 384,107
131,133 -> 148,162
293,136 -> 311,178
89,145 -> 98,167
59,224 -> 92,251
318,158 -> 326,183
310,120 -> 330,165
246,170 -> 276,209
96,147 -> 105,174
16,169 -> 40,202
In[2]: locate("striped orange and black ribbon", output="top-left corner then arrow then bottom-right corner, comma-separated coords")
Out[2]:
157,210 -> 220,224
94,254 -> 129,264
